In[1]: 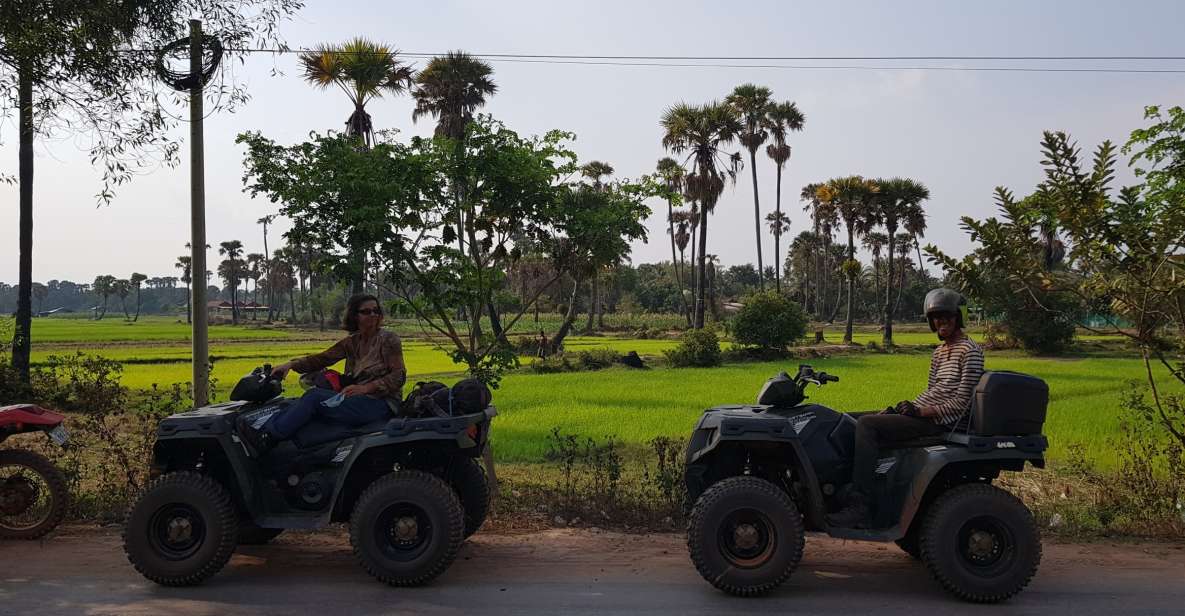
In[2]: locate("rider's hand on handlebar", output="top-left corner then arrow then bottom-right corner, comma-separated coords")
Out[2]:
895,400 -> 920,417
270,363 -> 291,380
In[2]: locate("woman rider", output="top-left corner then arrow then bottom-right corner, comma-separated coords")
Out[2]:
236,294 -> 406,454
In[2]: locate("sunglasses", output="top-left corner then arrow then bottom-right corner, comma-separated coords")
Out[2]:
356,308 -> 382,316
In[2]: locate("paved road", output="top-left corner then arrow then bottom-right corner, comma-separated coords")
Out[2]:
1,526 -> 1183,615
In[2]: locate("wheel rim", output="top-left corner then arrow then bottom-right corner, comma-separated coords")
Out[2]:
148,504 -> 207,561
716,508 -> 777,569
0,463 -> 55,531
375,502 -> 433,562
956,515 -> 1016,576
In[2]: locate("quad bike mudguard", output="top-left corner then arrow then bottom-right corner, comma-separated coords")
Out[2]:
150,399 -> 496,529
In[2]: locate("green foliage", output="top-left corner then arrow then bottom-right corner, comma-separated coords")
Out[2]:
664,328 -> 721,367
529,348 -> 621,374
730,292 -> 807,350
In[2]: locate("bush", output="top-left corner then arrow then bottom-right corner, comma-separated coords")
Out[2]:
664,328 -> 721,367
1001,290 -> 1081,354
528,348 -> 622,374
729,292 -> 808,350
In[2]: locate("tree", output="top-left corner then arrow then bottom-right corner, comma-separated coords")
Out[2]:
218,240 -> 244,324
656,157 -> 691,325
765,101 -> 805,293
31,282 -> 47,315
257,214 -> 277,320
130,272 -> 147,321
875,177 -> 930,346
731,291 -> 808,350
92,275 -> 115,320
299,38 -> 415,148
1,0 -> 299,383
817,176 -> 880,342
727,84 -> 774,289
411,51 -> 498,258
862,231 -> 888,305
661,102 -> 742,328
175,255 -> 192,324
801,182 -> 839,321
112,279 -> 131,320
246,253 -> 264,318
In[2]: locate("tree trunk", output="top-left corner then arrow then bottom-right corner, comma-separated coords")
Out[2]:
844,224 -> 855,344
774,164 -> 783,294
289,287 -> 296,322
262,223 -> 272,321
668,200 -> 690,326
487,300 -> 507,345
694,200 -> 710,329
748,149 -> 764,290
11,64 -> 33,384
585,274 -> 597,332
883,227 -> 897,347
134,287 -> 142,322
550,279 -> 581,354
185,282 -> 192,324
351,251 -> 365,296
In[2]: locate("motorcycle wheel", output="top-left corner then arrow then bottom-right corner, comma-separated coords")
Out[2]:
0,449 -> 69,540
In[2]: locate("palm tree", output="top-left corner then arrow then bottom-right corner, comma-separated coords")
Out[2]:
767,209 -> 792,289
581,161 -> 615,189
817,176 -> 880,343
862,232 -> 888,305
299,38 -> 415,148
801,182 -> 836,320
246,253 -> 265,319
656,157 -> 690,324
219,240 -> 245,324
175,255 -> 192,324
726,84 -> 774,290
113,279 -> 131,320
661,101 -> 742,328
765,101 -> 805,294
875,178 -> 930,345
257,215 -> 276,320
130,272 -> 147,322
579,161 -> 615,332
92,275 -> 115,320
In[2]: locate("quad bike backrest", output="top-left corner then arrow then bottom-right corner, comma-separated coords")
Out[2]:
971,371 -> 1048,436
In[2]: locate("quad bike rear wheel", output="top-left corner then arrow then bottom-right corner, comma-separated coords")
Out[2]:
123,472 -> 239,586
350,469 -> 464,586
0,449 -> 69,540
687,476 -> 805,596
920,483 -> 1041,603
446,457 -> 490,538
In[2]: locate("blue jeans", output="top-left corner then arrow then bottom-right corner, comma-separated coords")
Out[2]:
265,387 -> 392,440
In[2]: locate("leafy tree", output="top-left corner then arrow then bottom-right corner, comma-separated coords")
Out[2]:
661,102 -> 742,328
817,176 -> 880,342
765,101 -> 805,293
731,291 -> 808,350
130,272 -> 147,321
727,84 -> 773,289
1,0 -> 299,383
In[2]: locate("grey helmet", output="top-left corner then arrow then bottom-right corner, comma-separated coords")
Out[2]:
923,288 -> 967,331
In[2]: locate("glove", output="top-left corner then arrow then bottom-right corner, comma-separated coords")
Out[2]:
879,405 -> 898,415
895,400 -> 920,417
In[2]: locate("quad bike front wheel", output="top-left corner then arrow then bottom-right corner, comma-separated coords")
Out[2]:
687,476 -> 805,596
0,449 -> 69,540
919,483 -> 1041,603
350,469 -> 464,586
123,472 -> 239,586
446,457 -> 490,539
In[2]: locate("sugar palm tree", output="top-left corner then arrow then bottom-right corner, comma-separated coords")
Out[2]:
875,177 -> 930,345
661,101 -> 742,328
862,231 -> 888,305
176,255 -> 192,324
219,240 -> 245,324
257,215 -> 277,320
765,101 -> 805,294
130,272 -> 147,322
767,208 -> 792,288
581,161 -> 615,190
299,38 -> 415,148
412,51 -> 497,259
726,84 -> 774,289
801,182 -> 837,320
817,176 -> 880,343
246,253 -> 265,319
656,157 -> 691,324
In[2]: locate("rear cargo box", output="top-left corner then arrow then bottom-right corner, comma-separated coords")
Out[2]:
972,371 -> 1049,436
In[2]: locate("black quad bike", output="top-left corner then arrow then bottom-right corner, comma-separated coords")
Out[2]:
684,365 -> 1049,603
124,367 -> 495,587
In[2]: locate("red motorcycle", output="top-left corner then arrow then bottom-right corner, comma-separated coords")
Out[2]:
0,404 -> 70,539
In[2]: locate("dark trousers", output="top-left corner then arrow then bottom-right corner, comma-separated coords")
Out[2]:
266,387 -> 391,440
851,412 -> 946,496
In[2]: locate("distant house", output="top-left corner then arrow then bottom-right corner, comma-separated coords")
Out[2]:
206,299 -> 269,320
36,307 -> 74,317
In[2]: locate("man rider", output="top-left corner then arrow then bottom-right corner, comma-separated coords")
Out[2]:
827,288 -> 985,528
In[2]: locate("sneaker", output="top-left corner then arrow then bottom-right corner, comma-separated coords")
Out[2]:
826,501 -> 871,529
235,415 -> 274,457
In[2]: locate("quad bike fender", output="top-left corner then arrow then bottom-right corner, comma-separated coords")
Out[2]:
151,433 -> 261,514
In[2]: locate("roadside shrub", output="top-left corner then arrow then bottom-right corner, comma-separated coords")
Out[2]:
528,348 -> 622,374
664,328 -> 721,367
729,292 -> 807,350
576,349 -> 619,370
1002,293 -> 1080,355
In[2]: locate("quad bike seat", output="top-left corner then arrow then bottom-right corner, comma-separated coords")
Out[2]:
892,371 -> 1049,452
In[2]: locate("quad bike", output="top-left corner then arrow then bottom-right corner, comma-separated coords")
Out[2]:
0,404 -> 71,540
684,365 -> 1049,603
124,367 -> 495,587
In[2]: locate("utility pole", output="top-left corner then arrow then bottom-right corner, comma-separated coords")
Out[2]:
189,19 -> 209,407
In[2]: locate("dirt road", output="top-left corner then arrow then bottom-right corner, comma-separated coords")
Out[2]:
2,525 -> 1183,615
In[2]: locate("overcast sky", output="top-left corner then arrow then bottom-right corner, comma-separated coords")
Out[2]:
3,0 -> 1184,284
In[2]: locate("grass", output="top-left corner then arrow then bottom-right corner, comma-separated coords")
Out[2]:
14,314 -> 1163,471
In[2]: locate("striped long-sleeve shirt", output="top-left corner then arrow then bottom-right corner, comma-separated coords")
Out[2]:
913,336 -> 985,425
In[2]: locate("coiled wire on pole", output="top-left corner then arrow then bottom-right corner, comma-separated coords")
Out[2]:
154,34 -> 223,91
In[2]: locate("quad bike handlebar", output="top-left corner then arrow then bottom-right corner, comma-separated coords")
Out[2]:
796,364 -> 839,386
